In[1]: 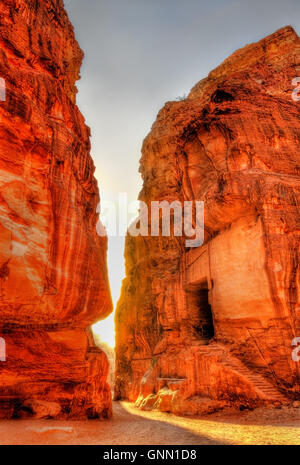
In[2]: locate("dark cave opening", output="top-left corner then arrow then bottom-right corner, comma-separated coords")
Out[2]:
186,283 -> 214,342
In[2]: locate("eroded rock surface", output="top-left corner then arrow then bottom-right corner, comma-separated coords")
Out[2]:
115,26 -> 300,414
0,0 -> 112,418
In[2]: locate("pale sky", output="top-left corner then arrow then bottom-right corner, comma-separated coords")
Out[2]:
63,0 -> 300,346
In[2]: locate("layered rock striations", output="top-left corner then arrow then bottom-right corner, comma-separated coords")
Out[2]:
115,27 -> 300,414
0,0 -> 113,418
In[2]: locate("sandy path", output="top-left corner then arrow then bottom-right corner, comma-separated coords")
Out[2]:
0,401 -> 298,445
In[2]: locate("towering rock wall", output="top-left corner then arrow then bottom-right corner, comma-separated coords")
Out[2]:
0,0 -> 113,418
115,27 -> 300,414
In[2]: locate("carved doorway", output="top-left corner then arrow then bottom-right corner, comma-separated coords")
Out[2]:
186,281 -> 214,343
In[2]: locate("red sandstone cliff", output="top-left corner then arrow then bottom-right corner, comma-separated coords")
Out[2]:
0,0 -> 113,418
115,26 -> 300,414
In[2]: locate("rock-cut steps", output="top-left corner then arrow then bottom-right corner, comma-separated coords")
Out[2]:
195,342 -> 289,404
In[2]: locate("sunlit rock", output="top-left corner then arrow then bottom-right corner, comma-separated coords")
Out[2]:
115,26 -> 300,414
0,0 -> 112,419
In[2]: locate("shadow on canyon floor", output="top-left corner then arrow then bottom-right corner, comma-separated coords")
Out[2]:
0,402 -> 298,445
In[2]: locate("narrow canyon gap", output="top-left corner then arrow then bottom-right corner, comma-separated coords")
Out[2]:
0,0 -> 299,424
0,0 -> 113,419
115,26 -> 300,415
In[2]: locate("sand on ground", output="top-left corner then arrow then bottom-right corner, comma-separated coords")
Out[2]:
0,401 -> 299,445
